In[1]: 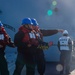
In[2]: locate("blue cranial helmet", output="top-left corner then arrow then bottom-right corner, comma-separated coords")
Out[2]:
0,21 -> 3,27
31,18 -> 39,26
22,18 -> 33,25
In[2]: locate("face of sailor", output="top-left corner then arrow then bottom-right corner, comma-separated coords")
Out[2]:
36,26 -> 40,31
31,25 -> 35,30
32,25 -> 39,31
23,24 -> 33,30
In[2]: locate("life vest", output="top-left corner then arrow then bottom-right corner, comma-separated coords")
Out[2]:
59,36 -> 71,50
19,26 -> 39,46
35,28 -> 43,40
0,27 -> 9,46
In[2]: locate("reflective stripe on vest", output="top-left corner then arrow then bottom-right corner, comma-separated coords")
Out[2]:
59,36 -> 70,50
0,34 -> 4,40
29,32 -> 36,39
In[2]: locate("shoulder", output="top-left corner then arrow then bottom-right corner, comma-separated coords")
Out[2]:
59,37 -> 62,39
15,31 -> 24,37
67,36 -> 72,40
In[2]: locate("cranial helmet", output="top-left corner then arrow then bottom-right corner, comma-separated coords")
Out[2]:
22,18 -> 33,25
31,18 -> 39,26
63,30 -> 69,35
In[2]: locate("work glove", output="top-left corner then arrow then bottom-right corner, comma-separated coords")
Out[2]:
37,41 -> 53,50
48,41 -> 53,46
37,42 -> 49,50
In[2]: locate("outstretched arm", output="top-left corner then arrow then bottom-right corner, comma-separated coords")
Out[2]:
40,29 -> 64,36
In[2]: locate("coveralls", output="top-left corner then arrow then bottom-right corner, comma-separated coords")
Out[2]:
58,36 -> 72,75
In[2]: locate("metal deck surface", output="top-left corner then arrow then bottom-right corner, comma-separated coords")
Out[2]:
5,52 -> 75,75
